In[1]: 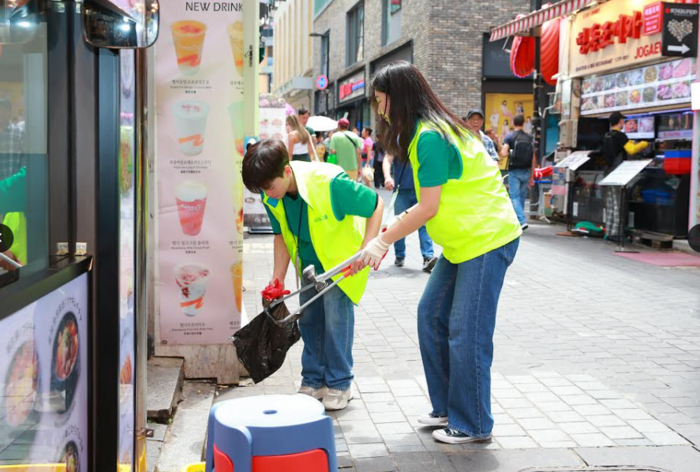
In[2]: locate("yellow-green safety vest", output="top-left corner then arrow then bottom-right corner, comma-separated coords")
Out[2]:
3,212 -> 27,265
407,121 -> 521,264
262,161 -> 370,304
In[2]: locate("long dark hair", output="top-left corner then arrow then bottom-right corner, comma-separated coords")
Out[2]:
370,61 -> 471,161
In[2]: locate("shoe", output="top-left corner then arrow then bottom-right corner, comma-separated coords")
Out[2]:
432,428 -> 492,444
521,223 -> 529,231
298,386 -> 327,401
394,257 -> 405,268
422,256 -> 438,273
417,413 -> 448,426
323,388 -> 353,411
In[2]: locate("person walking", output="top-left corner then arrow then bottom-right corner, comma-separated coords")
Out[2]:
372,140 -> 386,188
500,114 -> 536,230
286,114 -> 318,163
242,139 -> 384,410
602,111 -> 648,243
361,61 -> 521,444
382,154 -> 438,272
463,109 -> 499,162
330,118 -> 363,181
361,127 -> 374,167
297,106 -> 314,136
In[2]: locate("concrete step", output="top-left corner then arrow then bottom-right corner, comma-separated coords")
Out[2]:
147,357 -> 185,421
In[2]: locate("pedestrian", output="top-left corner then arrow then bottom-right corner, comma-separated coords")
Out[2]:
286,114 -> 319,162
463,109 -> 499,162
297,106 -> 314,136
500,114 -> 536,230
382,154 -> 438,272
361,127 -> 374,167
485,129 -> 502,155
242,139 -> 384,410
362,61 -> 521,444
602,111 -> 648,243
329,118 -> 363,181
372,140 -> 386,189
351,126 -> 360,136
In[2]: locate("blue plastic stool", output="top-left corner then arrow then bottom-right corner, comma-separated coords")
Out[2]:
205,394 -> 338,472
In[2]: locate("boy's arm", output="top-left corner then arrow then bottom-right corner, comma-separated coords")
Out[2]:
271,234 -> 291,285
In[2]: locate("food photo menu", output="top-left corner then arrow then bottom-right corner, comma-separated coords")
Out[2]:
155,1 -> 245,345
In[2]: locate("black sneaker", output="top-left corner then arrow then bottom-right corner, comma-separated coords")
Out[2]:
394,257 -> 405,267
422,256 -> 438,273
432,428 -> 492,444
521,222 -> 529,231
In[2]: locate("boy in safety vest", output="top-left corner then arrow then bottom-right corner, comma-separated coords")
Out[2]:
242,139 -> 384,411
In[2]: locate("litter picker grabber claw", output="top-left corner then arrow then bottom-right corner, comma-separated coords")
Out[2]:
263,252 -> 364,327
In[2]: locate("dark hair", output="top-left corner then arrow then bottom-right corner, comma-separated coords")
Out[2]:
298,106 -> 310,116
363,127 -> 373,136
370,61 -> 470,160
609,111 -> 624,126
242,139 -> 289,194
513,114 -> 525,127
0,98 -> 11,110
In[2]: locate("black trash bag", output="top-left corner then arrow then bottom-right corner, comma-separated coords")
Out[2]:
232,299 -> 301,384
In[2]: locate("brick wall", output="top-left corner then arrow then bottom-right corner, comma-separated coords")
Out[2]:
312,0 -> 531,117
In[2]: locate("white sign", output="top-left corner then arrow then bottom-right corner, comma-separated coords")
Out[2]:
600,159 -> 653,186
569,0 -> 664,78
554,151 -> 591,171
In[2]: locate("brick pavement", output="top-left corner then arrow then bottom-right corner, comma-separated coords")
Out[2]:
231,194 -> 700,471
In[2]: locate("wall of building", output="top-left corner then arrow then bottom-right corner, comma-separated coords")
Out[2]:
312,0 -> 531,117
272,0 -> 314,94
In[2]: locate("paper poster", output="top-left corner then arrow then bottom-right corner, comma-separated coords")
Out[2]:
118,48 -> 136,470
156,0 -> 244,345
0,274 -> 89,471
483,93 -> 535,146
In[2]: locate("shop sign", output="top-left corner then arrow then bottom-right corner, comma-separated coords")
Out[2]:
580,57 -> 695,116
338,71 -> 365,103
661,3 -> 699,58
569,0 -> 664,77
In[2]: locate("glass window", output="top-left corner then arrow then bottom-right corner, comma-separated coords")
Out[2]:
0,5 -> 49,285
314,0 -> 333,16
320,33 -> 329,77
382,0 -> 402,46
347,2 -> 364,67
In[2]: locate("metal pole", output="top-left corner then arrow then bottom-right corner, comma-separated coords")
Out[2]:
134,48 -> 149,472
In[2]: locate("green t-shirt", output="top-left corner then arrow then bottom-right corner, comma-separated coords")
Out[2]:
0,167 -> 26,215
305,125 -> 315,136
330,131 -> 362,172
415,131 -> 463,187
265,173 -> 378,272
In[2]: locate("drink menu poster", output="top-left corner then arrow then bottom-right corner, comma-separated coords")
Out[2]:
155,0 -> 244,345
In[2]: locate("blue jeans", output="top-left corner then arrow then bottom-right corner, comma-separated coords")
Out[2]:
393,190 -> 434,259
299,285 -> 354,391
417,238 -> 519,437
508,168 -> 530,225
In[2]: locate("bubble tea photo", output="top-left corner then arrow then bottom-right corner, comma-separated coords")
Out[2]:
174,263 -> 211,317
175,181 -> 208,236
172,100 -> 209,156
171,20 -> 207,76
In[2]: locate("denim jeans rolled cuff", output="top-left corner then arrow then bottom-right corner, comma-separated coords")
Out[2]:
448,421 -> 493,438
298,284 -> 355,391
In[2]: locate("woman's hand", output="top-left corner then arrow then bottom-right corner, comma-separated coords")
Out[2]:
361,234 -> 391,270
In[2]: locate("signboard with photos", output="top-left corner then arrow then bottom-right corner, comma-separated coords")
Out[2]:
580,57 -> 695,115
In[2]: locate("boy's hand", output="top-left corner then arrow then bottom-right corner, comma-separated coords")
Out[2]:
262,279 -> 290,301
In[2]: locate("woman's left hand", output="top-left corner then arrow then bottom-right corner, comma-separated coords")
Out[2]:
348,257 -> 368,276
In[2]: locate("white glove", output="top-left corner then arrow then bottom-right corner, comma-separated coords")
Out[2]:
361,233 -> 391,270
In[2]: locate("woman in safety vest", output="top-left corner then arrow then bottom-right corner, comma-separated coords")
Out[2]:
242,139 -> 384,411
360,61 -> 522,444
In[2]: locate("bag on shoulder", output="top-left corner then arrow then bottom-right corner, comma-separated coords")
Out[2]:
509,131 -> 534,169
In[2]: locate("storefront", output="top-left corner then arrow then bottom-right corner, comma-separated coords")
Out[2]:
566,0 -> 696,236
335,68 -> 369,131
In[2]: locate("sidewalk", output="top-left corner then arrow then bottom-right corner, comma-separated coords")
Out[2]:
216,194 -> 700,471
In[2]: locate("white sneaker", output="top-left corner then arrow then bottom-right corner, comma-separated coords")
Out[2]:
417,413 -> 448,426
298,386 -> 327,401
322,388 -> 353,411
432,428 -> 491,444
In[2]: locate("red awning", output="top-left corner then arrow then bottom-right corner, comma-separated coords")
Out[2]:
489,0 -> 595,42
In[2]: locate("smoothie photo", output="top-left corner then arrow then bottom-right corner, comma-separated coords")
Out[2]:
171,20 -> 207,76
174,263 -> 211,317
172,100 -> 209,156
227,22 -> 244,77
175,181 -> 208,236
228,101 -> 244,155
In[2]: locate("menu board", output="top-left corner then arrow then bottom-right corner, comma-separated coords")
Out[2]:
0,274 -> 89,471
118,49 -> 136,470
581,58 -> 696,116
624,116 -> 655,140
658,112 -> 693,140
155,1 -> 244,345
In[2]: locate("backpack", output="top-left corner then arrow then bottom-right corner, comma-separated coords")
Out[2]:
509,131 -> 534,169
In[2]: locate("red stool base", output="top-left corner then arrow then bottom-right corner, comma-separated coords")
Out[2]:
254,449 -> 329,472
214,445 -> 234,472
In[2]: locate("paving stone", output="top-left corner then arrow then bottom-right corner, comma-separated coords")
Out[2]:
376,422 -> 415,436
547,411 -> 586,423
496,436 -> 539,449
528,429 -> 572,444
493,423 -> 527,437
558,422 -> 599,435
348,443 -> 390,459
627,419 -> 672,433
570,433 -> 616,447
598,426 -> 645,439
352,456 -> 396,472
643,431 -> 690,445
517,418 -> 556,430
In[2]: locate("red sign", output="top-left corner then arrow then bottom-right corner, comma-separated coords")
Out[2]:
316,75 -> 328,90
576,11 -> 644,54
643,2 -> 663,35
339,79 -> 365,100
